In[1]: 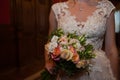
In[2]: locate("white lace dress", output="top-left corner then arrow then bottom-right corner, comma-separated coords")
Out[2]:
51,0 -> 116,80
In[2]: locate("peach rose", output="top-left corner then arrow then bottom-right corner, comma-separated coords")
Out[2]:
72,54 -> 80,63
69,46 -> 77,54
53,45 -> 61,56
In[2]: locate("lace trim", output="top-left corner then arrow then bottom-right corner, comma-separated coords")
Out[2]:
52,0 -> 115,21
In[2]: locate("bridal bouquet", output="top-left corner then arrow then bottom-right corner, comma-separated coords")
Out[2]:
41,28 -> 96,80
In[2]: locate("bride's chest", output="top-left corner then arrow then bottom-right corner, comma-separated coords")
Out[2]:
57,8 -> 108,37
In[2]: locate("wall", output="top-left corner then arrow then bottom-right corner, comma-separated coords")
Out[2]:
0,0 -> 17,70
0,0 -> 10,24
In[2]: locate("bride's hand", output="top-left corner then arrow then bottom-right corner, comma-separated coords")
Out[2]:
45,60 -> 56,74
45,44 -> 57,75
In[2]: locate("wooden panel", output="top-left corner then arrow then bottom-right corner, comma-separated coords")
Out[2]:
35,3 -> 49,35
18,0 -> 37,66
35,0 -> 50,62
0,24 -> 16,70
10,0 -> 51,67
12,0 -> 37,66
22,0 -> 36,31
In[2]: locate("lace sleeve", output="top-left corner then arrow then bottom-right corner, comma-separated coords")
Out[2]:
105,0 -> 116,17
51,3 -> 61,21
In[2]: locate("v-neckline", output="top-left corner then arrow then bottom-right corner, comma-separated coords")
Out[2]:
64,1 -> 102,25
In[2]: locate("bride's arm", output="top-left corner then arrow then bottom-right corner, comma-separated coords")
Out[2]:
48,9 -> 57,35
45,8 -> 57,73
105,10 -> 119,79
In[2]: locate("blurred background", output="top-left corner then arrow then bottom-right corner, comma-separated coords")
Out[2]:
0,0 -> 120,80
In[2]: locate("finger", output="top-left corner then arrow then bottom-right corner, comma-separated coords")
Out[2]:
49,67 -> 58,75
45,67 -> 54,74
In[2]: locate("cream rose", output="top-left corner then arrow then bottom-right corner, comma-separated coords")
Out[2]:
60,49 -> 73,61
76,60 -> 87,68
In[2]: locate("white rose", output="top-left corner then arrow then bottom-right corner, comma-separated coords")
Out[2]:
51,35 -> 59,42
49,42 -> 58,53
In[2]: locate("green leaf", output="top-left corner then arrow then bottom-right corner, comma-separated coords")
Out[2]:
77,44 -> 96,60
40,69 -> 57,80
67,32 -> 78,39
77,34 -> 86,45
49,28 -> 64,40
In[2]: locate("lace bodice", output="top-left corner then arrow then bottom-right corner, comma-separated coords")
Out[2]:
52,0 -> 115,50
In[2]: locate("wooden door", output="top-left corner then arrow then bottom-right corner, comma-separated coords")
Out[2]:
35,0 -> 50,63
12,0 -> 51,66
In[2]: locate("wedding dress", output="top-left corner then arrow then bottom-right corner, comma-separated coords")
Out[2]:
51,0 -> 116,80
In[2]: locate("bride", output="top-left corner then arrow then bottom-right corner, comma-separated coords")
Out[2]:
45,0 -> 119,80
